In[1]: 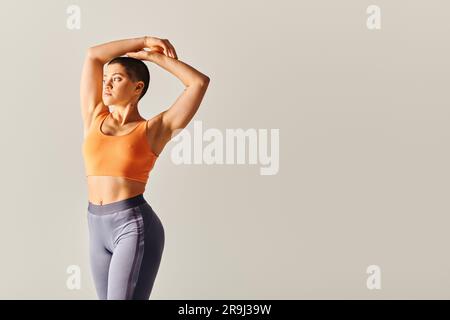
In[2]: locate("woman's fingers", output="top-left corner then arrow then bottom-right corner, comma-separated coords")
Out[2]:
156,38 -> 169,57
144,36 -> 178,59
159,39 -> 171,58
169,43 -> 178,59
162,39 -> 177,59
168,42 -> 177,59
165,44 -> 173,58
166,43 -> 176,59
149,46 -> 164,54
171,47 -> 178,59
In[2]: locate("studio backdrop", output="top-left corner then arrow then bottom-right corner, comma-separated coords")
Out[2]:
0,0 -> 449,299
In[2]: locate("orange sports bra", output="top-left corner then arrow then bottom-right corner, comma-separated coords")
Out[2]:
82,110 -> 159,183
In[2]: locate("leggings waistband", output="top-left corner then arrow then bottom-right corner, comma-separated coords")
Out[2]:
88,193 -> 147,215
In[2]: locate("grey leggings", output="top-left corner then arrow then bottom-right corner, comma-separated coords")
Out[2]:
87,193 -> 165,300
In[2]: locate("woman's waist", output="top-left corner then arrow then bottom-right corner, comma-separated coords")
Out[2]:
87,176 -> 147,205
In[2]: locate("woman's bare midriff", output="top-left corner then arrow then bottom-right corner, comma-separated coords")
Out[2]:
84,112 -> 168,205
87,176 -> 147,205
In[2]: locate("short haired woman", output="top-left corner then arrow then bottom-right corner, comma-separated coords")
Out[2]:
80,36 -> 210,299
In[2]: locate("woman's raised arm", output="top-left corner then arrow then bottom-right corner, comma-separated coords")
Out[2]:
80,36 -> 177,132
88,36 -> 146,64
125,49 -> 210,141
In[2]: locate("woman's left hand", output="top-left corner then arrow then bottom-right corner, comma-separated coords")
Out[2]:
126,46 -> 177,61
126,37 -> 178,61
125,50 -> 155,61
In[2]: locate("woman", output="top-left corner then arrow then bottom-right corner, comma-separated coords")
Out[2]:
80,35 -> 210,300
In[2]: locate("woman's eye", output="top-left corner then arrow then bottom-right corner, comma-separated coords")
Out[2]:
102,78 -> 120,83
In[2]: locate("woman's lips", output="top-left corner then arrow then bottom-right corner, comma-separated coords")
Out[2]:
104,93 -> 112,96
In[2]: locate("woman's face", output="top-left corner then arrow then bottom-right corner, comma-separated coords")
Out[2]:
102,63 -> 143,106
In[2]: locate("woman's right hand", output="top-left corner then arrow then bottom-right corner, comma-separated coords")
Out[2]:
144,36 -> 178,60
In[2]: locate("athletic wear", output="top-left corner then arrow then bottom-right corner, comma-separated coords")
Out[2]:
87,193 -> 165,300
82,110 -> 159,183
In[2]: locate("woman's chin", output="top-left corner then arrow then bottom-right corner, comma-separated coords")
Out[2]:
103,97 -> 113,104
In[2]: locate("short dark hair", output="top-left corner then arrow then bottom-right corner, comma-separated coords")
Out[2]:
107,56 -> 150,101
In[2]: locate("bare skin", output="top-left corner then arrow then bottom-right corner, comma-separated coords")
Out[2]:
80,36 -> 210,205
85,109 -> 164,205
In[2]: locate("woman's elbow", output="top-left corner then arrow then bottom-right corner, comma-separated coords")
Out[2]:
199,75 -> 210,86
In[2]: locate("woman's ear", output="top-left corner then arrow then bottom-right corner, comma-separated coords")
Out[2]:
135,82 -> 144,95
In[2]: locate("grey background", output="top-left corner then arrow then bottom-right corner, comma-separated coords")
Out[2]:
0,0 -> 449,299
